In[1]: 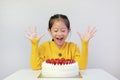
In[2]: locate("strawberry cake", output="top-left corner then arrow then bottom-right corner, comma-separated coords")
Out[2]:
41,58 -> 79,77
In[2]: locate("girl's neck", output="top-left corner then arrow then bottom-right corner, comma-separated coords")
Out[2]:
53,41 -> 66,49
58,45 -> 62,49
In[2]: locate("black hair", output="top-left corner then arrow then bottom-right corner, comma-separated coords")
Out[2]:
48,14 -> 70,30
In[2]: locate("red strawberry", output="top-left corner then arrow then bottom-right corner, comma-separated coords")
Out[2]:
50,59 -> 56,65
55,58 -> 59,65
72,59 -> 75,63
67,59 -> 71,64
55,58 -> 59,61
53,62 -> 56,65
46,59 -> 51,63
60,58 -> 65,61
62,60 -> 66,65
59,59 -> 63,65
64,59 -> 69,64
69,59 -> 73,64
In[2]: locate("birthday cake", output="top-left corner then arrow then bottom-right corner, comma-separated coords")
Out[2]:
41,58 -> 79,78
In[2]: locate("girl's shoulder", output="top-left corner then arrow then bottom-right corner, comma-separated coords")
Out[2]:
65,42 -> 80,51
66,42 -> 78,47
38,41 -> 52,49
40,41 -> 52,46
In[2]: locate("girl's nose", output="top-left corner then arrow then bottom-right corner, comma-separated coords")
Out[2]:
58,31 -> 62,35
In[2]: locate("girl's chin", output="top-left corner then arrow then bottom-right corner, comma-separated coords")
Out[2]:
56,43 -> 64,46
54,41 -> 64,47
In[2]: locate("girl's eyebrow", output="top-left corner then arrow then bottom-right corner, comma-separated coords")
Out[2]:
52,27 -> 67,29
61,28 -> 67,29
53,28 -> 58,29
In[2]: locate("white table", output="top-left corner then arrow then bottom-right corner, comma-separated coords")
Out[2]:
4,68 -> 118,80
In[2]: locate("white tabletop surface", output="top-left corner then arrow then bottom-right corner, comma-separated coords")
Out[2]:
4,68 -> 118,80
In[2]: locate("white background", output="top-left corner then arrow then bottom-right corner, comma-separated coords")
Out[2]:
0,0 -> 120,79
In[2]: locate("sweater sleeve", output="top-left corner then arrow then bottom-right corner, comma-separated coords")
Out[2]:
30,40 -> 45,70
74,41 -> 88,70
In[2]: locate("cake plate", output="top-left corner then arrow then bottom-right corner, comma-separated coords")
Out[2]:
37,72 -> 83,78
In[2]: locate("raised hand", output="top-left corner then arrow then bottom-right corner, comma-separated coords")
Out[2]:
25,26 -> 45,41
77,27 -> 96,42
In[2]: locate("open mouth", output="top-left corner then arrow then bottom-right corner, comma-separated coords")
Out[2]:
56,37 -> 64,42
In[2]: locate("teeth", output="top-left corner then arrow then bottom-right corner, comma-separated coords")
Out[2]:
57,38 -> 63,40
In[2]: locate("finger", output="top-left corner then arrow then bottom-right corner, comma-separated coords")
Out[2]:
77,32 -> 80,36
25,28 -> 31,36
28,27 -> 33,34
77,32 -> 84,41
34,26 -> 37,33
89,35 -> 95,40
77,32 -> 82,39
87,26 -> 91,33
91,27 -> 96,32
90,27 -> 97,35
31,33 -> 37,38
40,34 -> 45,38
24,34 -> 31,40
37,33 -> 45,40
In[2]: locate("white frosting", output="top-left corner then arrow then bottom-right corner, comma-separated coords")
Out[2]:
41,61 -> 79,77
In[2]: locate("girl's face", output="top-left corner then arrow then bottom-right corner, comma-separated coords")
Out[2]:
49,21 -> 70,48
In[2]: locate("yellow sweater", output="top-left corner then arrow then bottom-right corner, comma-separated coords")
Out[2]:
30,40 -> 88,70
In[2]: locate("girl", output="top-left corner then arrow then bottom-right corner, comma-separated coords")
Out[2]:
25,14 -> 96,70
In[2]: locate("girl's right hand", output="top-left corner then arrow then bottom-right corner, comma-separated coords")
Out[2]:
25,26 -> 45,41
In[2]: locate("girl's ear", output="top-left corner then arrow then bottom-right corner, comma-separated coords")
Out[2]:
48,29 -> 52,35
68,29 -> 71,33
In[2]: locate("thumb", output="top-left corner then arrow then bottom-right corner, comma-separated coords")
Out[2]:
37,33 -> 45,40
24,34 -> 31,40
77,32 -> 82,39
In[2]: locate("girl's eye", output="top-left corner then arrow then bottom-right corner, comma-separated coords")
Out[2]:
54,30 -> 58,32
62,30 -> 65,32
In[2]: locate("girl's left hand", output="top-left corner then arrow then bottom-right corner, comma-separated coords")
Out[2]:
77,27 -> 97,42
